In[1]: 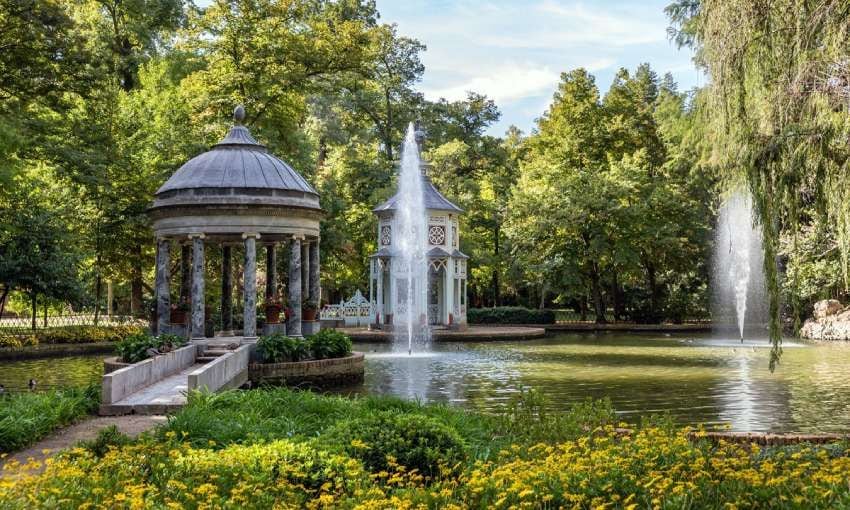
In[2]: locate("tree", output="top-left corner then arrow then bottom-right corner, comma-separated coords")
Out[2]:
667,0 -> 850,367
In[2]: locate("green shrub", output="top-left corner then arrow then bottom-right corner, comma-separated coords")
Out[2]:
467,306 -> 555,324
0,385 -> 99,453
35,325 -> 145,345
115,332 -> 186,363
325,411 -> 467,479
308,329 -> 352,359
0,335 -> 38,348
257,333 -> 309,363
76,425 -> 131,457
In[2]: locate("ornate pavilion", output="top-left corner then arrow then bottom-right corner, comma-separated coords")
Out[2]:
369,129 -> 469,329
148,106 -> 323,340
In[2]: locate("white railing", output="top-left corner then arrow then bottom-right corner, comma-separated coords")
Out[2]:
321,289 -> 372,327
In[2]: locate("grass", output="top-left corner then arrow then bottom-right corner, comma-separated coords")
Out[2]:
0,385 -> 99,453
3,388 -> 850,508
159,386 -> 616,461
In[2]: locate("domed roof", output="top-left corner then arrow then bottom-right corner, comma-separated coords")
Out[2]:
156,106 -> 317,197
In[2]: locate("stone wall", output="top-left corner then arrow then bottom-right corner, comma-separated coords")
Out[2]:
249,352 -> 364,389
800,299 -> 850,340
101,344 -> 196,404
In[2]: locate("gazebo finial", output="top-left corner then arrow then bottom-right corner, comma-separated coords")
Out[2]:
233,104 -> 246,125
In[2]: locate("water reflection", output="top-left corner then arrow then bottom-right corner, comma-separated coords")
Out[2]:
0,355 -> 103,392
353,333 -> 850,433
3,333 -> 850,433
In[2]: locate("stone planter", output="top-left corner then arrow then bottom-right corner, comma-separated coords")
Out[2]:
302,308 -> 318,321
249,352 -> 364,389
104,356 -> 131,374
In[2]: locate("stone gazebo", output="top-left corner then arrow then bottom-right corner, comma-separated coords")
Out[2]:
148,106 -> 323,341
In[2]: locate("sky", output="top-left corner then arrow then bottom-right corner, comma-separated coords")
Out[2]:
375,0 -> 703,136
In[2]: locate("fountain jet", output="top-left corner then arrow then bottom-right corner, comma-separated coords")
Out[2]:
393,123 -> 430,354
712,188 -> 767,341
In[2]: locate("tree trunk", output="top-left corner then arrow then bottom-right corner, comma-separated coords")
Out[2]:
0,286 -> 8,318
539,283 -> 547,310
130,244 -> 143,317
492,224 -> 500,307
645,261 -> 659,321
590,264 -> 606,323
94,273 -> 102,326
43,300 -> 48,328
611,270 -> 625,321
31,292 -> 37,331
384,89 -> 393,161
579,294 -> 588,322
317,136 -> 327,172
180,244 -> 192,304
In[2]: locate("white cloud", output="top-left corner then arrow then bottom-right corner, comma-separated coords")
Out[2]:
422,63 -> 560,103
376,0 -> 699,134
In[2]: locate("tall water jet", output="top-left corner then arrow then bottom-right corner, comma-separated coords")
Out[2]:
393,123 -> 430,353
712,188 -> 768,340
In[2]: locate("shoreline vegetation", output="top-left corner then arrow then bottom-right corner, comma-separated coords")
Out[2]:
3,388 -> 850,508
0,386 -> 99,453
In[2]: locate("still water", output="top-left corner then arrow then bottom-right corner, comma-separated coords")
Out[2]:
2,333 -> 850,433
355,333 -> 850,433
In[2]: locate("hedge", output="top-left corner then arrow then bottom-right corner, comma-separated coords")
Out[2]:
467,307 -> 555,324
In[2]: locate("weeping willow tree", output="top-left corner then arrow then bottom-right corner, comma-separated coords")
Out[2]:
667,0 -> 850,369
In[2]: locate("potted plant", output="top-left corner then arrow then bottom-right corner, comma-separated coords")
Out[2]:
265,297 -> 283,324
302,302 -> 318,321
170,299 -> 189,325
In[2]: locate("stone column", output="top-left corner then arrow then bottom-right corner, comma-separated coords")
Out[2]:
155,238 -> 170,335
301,240 -> 310,299
265,244 -> 277,300
243,233 -> 260,339
309,240 -> 320,306
444,259 -> 454,325
375,260 -> 383,325
189,233 -> 205,339
180,244 -> 191,305
289,236 -> 303,337
221,245 -> 233,333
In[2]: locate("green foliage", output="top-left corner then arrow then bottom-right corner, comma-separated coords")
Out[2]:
256,333 -> 309,363
326,411 -> 467,479
0,385 -> 99,453
35,325 -> 145,345
308,329 -> 352,359
76,425 -> 131,458
115,332 -> 186,363
668,0 -> 850,366
467,307 -> 555,324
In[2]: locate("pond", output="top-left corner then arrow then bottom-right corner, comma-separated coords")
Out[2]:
2,332 -> 850,433
353,332 -> 850,433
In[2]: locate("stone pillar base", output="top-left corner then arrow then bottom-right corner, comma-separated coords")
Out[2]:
302,320 -> 321,336
263,323 -> 286,336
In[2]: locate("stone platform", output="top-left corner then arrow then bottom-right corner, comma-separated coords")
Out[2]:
341,325 -> 546,342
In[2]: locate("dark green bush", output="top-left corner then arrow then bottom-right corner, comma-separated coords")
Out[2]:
467,307 -> 555,324
76,425 -> 131,457
325,411 -> 467,479
115,332 -> 186,363
35,325 -> 146,345
257,334 -> 309,363
308,329 -> 352,359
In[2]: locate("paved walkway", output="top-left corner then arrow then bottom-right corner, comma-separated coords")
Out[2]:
1,415 -> 166,477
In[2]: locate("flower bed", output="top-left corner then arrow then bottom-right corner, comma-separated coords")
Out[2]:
0,325 -> 145,349
3,389 -> 850,508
